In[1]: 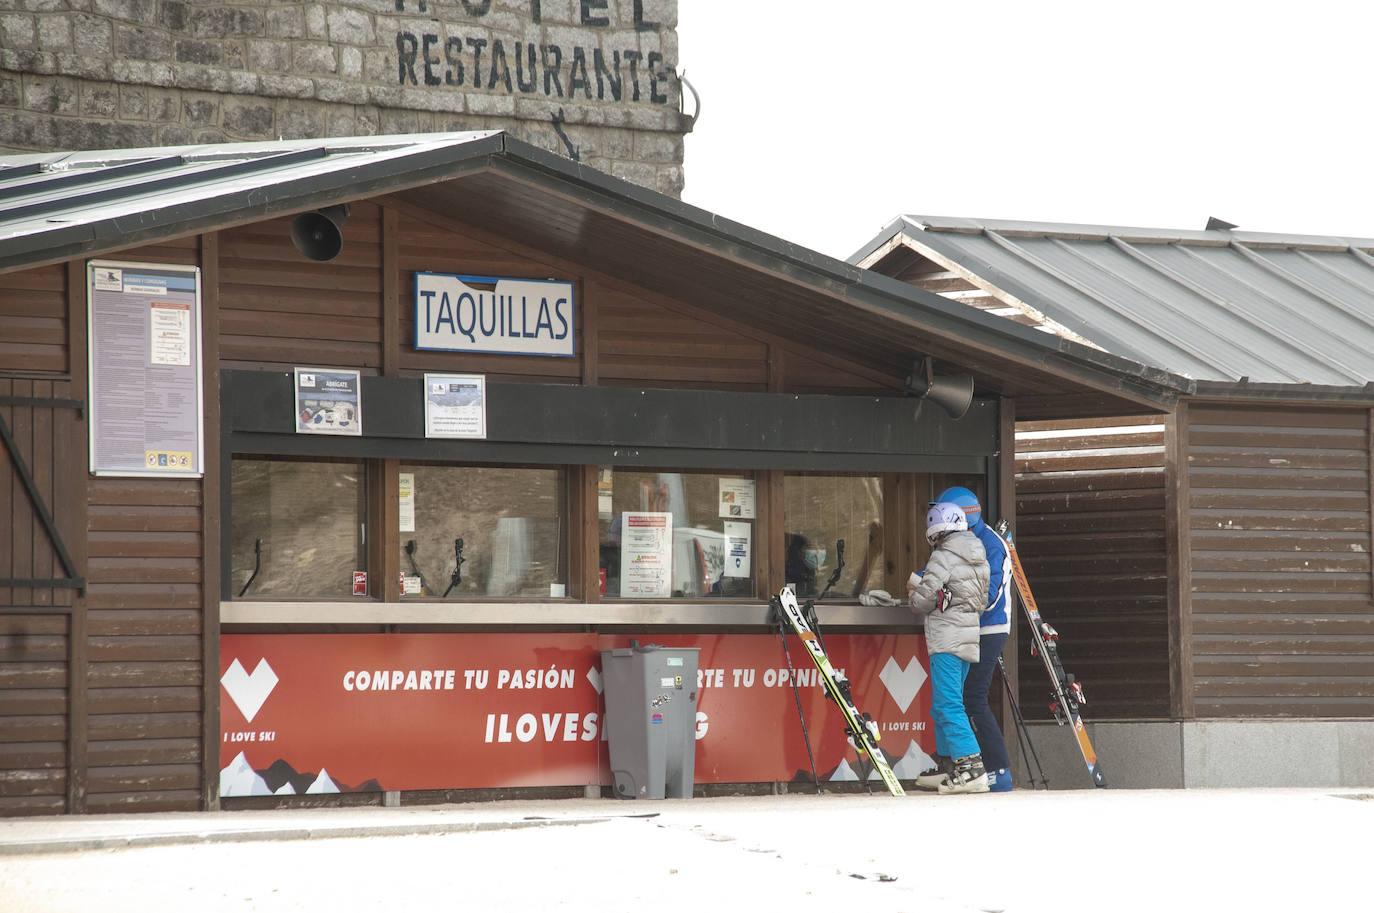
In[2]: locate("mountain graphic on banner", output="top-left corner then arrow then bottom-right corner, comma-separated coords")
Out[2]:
892,740 -> 936,779
220,751 -> 274,796
220,757 -> 385,797
828,758 -> 860,782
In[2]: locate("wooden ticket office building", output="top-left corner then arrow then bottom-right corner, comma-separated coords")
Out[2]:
0,133 -> 1190,813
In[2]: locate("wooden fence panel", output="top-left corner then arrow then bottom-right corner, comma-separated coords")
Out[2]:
1014,416 -> 1170,719
1187,404 -> 1374,717
82,477 -> 205,812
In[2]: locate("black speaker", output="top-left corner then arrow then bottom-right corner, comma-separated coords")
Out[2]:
290,203 -> 350,261
905,359 -> 974,419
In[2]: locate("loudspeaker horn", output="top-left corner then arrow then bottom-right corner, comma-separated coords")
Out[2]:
905,358 -> 974,419
290,203 -> 350,261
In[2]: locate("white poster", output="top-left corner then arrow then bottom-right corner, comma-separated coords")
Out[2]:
718,478 -> 756,519
88,260 -> 203,477
149,300 -> 192,366
619,511 -> 673,599
295,368 -> 361,436
398,472 -> 416,533
424,373 -> 487,439
723,520 -> 751,578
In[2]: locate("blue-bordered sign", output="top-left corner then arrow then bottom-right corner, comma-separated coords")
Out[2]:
414,272 -> 575,357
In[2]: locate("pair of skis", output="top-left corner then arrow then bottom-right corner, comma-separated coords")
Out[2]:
771,587 -> 904,797
996,520 -> 1107,788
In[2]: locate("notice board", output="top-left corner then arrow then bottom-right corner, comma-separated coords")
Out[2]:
87,260 -> 204,477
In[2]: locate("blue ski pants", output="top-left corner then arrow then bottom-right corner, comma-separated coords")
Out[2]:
929,652 -> 980,760
964,631 -> 1011,771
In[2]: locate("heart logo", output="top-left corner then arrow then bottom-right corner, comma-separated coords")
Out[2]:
221,658 -> 279,723
878,655 -> 927,713
585,666 -> 603,694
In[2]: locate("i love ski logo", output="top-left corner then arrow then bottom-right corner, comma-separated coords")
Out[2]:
878,655 -> 927,713
221,658 -> 279,723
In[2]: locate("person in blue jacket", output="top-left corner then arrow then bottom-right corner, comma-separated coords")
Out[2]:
933,486 -> 1015,792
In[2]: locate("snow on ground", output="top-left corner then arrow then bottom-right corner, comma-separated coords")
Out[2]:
0,788 -> 1367,912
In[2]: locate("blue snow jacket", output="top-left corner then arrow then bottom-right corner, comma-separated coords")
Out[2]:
970,518 -> 1013,635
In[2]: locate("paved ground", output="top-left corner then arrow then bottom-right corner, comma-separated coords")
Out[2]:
1,787 -> 1369,912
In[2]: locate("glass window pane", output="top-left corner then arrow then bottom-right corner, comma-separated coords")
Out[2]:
399,465 -> 567,598
231,458 -> 366,598
598,469 -> 756,599
783,474 -> 884,599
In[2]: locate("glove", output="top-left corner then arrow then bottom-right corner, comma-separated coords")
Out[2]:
934,586 -> 952,611
859,589 -> 901,607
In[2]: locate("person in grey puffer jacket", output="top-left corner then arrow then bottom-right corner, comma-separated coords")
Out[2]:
907,501 -> 991,794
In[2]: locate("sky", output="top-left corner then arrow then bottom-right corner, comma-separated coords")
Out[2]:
675,1 -> 1374,260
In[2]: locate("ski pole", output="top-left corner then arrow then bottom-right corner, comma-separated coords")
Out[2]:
998,655 -> 1048,789
771,593 -> 822,794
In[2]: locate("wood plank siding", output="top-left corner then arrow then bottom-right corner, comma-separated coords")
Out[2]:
1014,416 -> 1171,719
219,209 -> 384,373
0,613 -> 68,815
1,201 -> 898,815
0,266 -> 67,375
1186,404 -> 1374,717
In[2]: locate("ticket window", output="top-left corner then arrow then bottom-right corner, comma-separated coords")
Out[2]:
397,464 -> 569,598
783,473 -> 885,599
230,457 -> 367,598
597,468 -> 757,599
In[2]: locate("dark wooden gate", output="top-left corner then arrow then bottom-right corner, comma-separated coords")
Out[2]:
0,378 -> 87,815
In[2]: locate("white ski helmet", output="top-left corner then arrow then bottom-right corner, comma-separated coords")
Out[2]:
926,501 -> 968,546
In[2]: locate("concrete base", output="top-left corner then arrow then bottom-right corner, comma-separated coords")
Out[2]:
1008,719 -> 1374,789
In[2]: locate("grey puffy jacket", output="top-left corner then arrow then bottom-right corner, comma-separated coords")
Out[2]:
909,530 -> 989,663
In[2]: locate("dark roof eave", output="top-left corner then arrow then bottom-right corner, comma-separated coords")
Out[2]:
1193,379 -> 1374,404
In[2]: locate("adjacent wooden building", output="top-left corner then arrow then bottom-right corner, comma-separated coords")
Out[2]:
856,217 -> 1374,787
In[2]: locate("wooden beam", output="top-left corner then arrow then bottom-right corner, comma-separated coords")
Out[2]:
577,464 -> 598,602
199,231 -> 222,810
1165,401 -> 1193,719
998,397 -> 1018,731
64,259 -> 88,814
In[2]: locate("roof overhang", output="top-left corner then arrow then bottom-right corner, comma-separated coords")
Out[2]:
0,134 -> 1194,419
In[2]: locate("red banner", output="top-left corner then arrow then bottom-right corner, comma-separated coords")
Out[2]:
219,632 -> 933,796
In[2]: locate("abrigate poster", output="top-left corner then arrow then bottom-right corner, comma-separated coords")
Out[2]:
219,632 -> 934,796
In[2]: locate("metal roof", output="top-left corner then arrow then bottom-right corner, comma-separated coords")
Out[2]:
0,135 -> 1194,418
851,215 -> 1374,387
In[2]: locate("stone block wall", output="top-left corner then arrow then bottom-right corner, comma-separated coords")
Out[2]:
0,0 -> 688,196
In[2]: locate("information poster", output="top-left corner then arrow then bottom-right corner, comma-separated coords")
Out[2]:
398,473 -> 416,533
723,520 -> 751,578
424,373 -> 486,439
619,511 -> 672,598
718,478 -> 756,519
295,368 -> 362,436
88,260 -> 204,477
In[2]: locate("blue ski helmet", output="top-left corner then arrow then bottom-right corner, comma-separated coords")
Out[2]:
933,486 -> 982,528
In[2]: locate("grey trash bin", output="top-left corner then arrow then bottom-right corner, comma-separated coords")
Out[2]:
600,641 -> 700,799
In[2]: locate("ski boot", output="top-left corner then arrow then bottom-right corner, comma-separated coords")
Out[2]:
937,753 -> 989,794
914,755 -> 951,791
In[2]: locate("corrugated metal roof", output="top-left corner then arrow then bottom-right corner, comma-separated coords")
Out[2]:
0,134 -> 1197,417
0,131 -> 507,270
851,215 -> 1374,385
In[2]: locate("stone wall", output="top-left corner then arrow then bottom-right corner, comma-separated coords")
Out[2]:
0,0 -> 688,196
